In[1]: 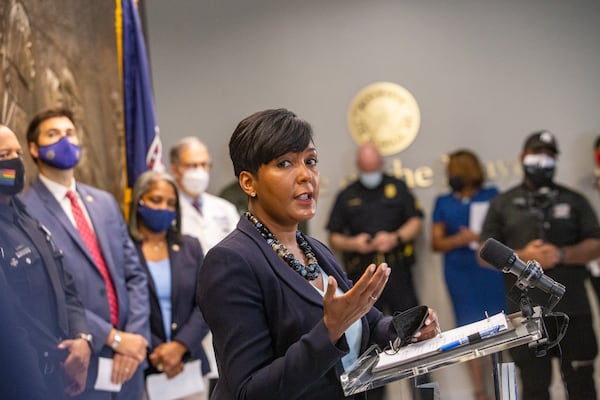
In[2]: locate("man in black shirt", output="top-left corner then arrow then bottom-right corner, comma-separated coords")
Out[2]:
480,130 -> 600,400
326,143 -> 425,400
327,143 -> 424,314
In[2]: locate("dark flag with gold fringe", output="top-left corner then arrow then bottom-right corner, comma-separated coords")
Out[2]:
116,0 -> 163,196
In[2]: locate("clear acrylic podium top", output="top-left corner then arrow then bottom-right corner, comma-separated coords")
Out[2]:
340,309 -> 545,396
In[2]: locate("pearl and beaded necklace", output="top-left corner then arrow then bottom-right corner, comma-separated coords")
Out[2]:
245,211 -> 320,281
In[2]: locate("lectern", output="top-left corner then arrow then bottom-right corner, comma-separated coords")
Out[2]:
340,307 -> 546,398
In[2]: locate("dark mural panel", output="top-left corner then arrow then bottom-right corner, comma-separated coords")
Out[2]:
0,0 -> 124,200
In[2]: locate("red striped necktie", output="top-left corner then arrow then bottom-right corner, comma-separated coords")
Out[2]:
66,190 -> 119,326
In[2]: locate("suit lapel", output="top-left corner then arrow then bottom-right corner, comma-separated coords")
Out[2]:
168,241 -> 183,318
31,180 -> 97,267
307,237 -> 352,292
137,244 -> 157,297
136,242 -> 166,339
238,219 -> 325,308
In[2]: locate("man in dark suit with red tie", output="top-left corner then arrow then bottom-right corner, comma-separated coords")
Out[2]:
21,109 -> 150,400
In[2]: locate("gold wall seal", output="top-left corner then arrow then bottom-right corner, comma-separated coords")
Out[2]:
347,82 -> 421,156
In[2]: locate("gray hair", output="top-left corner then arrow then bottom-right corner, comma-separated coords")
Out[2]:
128,170 -> 182,243
169,136 -> 206,165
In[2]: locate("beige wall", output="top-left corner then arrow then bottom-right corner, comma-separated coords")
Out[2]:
145,1 -> 600,398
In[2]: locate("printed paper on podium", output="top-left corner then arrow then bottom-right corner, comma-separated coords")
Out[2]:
341,308 -> 545,397
374,312 -> 509,373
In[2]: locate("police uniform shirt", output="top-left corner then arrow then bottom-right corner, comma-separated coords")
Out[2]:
480,183 -> 600,316
327,174 -> 423,238
0,199 -> 67,348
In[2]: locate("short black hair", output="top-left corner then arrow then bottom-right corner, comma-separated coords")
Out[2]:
229,108 -> 314,177
26,108 -> 75,144
594,134 -> 600,150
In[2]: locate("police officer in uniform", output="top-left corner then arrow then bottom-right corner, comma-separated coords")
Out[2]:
480,130 -> 600,400
326,143 -> 424,314
0,124 -> 91,399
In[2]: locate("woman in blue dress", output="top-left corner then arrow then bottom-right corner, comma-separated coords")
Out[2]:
432,149 -> 506,400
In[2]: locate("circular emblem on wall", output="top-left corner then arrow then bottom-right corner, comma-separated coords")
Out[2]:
347,82 -> 421,156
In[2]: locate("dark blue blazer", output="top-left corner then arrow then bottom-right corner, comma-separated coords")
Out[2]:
22,179 -> 150,399
197,217 -> 395,400
135,235 -> 211,375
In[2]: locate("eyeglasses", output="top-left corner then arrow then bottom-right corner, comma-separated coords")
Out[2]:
179,161 -> 212,170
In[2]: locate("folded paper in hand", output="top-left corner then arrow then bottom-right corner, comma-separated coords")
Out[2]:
374,312 -> 509,373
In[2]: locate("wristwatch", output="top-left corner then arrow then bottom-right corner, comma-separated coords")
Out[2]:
76,332 -> 94,350
111,330 -> 122,350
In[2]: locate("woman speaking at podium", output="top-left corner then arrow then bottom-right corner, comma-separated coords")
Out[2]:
197,108 -> 438,399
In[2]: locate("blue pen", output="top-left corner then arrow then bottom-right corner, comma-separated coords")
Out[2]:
439,325 -> 503,352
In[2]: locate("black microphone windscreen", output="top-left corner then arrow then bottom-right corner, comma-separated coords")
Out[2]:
480,238 -> 513,271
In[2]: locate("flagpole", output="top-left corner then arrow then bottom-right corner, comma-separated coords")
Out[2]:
115,0 -> 131,218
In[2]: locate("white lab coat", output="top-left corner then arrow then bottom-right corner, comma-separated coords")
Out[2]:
180,192 -> 240,256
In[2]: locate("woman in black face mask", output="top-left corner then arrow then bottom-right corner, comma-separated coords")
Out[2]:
431,149 -> 506,400
128,170 -> 211,395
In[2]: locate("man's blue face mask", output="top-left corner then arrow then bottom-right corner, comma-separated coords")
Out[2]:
38,136 -> 81,170
359,171 -> 383,189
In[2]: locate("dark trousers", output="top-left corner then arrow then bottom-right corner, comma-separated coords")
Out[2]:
510,315 -> 597,400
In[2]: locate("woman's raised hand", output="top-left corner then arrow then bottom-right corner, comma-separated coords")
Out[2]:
323,263 -> 390,342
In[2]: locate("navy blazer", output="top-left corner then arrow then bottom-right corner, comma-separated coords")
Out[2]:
135,235 -> 210,375
197,218 -> 395,400
22,179 -> 150,399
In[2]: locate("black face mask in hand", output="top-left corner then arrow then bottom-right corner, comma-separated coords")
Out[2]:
0,157 -> 25,196
392,305 -> 429,348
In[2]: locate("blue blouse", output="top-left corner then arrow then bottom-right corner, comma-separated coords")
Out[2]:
147,258 -> 172,341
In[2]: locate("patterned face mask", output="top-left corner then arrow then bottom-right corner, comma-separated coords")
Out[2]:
0,157 -> 25,196
522,153 -> 556,188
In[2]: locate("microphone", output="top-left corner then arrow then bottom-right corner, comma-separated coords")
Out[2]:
480,238 -> 566,301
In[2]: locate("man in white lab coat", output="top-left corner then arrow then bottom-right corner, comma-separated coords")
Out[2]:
169,137 -> 240,397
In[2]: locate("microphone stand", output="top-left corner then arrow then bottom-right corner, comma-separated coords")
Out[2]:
492,290 -> 547,400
